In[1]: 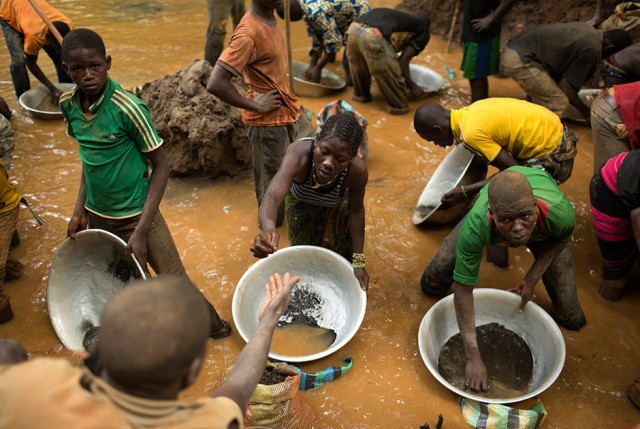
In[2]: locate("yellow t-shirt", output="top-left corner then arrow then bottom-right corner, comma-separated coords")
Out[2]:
0,0 -> 73,55
0,359 -> 244,429
450,98 -> 564,162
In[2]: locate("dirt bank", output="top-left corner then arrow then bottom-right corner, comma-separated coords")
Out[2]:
403,0 -> 620,44
137,60 -> 251,178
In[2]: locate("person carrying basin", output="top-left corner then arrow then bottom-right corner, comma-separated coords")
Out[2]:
250,112 -> 369,291
422,168 -> 586,392
60,28 -> 230,339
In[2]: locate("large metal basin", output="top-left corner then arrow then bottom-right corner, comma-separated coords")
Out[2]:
413,145 -> 488,225
47,229 -> 145,350
19,83 -> 75,119
233,245 -> 366,363
418,288 -> 566,404
292,61 -> 346,98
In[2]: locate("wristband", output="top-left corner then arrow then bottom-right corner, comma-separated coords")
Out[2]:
352,252 -> 366,269
460,185 -> 468,199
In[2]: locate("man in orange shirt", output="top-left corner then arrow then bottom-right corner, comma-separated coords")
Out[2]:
207,0 -> 314,226
0,0 -> 73,99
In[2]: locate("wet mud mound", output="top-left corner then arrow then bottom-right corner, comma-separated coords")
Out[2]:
402,0 -> 619,45
137,60 -> 251,178
438,323 -> 533,398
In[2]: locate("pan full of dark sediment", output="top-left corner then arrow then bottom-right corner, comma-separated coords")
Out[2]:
418,288 -> 566,404
233,245 -> 367,363
47,229 -> 146,351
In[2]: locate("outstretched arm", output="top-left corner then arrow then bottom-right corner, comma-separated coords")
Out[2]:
453,282 -> 488,392
251,142 -> 307,258
25,54 -> 62,101
212,273 -> 300,414
559,78 -> 590,122
399,45 -> 425,99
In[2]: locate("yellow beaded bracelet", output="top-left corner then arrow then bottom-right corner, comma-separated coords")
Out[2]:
352,252 -> 366,268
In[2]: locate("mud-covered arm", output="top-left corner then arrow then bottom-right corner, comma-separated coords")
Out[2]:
206,64 -> 282,113
559,78 -> 590,120
347,160 -> 368,290
453,282 -> 488,392
68,166 -> 88,240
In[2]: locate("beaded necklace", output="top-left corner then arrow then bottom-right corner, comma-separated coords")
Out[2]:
310,156 -> 339,189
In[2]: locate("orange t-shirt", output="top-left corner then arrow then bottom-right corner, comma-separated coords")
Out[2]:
0,359 -> 244,429
0,0 -> 73,55
218,11 -> 300,126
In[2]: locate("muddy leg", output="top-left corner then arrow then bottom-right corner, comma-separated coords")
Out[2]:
533,244 -> 586,330
420,217 -> 465,296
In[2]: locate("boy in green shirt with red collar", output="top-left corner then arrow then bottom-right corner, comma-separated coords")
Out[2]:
60,28 -> 230,339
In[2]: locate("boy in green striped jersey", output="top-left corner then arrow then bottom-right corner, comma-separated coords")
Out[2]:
60,28 -> 230,339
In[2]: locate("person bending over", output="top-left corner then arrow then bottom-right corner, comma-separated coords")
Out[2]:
250,112 -> 369,291
422,168 -> 586,392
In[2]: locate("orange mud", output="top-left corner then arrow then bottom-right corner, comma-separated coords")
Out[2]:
0,0 -> 638,427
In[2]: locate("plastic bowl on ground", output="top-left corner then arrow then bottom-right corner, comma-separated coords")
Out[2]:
418,288 -> 566,404
18,83 -> 75,119
233,245 -> 366,363
47,229 -> 146,350
292,61 -> 346,98
409,64 -> 446,94
412,145 -> 488,225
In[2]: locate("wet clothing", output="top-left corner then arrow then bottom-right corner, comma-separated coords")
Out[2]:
218,11 -> 300,127
461,37 -> 500,80
204,0 -> 245,65
421,166 -> 585,330
451,98 -> 563,162
290,139 -> 350,207
0,0 -> 73,97
0,359 -> 243,428
301,0 -> 371,57
502,22 -> 602,119
0,115 -> 14,171
507,22 -> 602,91
591,82 -> 640,171
450,98 -> 577,183
60,77 -> 163,219
454,167 -> 575,286
355,8 -> 430,53
285,138 -> 353,259
590,151 -> 640,280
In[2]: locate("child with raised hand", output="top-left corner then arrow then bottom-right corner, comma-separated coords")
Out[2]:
60,28 -> 230,339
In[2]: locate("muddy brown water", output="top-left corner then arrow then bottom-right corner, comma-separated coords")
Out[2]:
0,0 -> 639,427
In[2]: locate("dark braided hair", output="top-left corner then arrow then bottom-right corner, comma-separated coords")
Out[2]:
318,112 -> 363,158
61,28 -> 106,63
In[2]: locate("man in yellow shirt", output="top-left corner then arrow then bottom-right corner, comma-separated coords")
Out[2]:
0,0 -> 73,99
414,98 -> 578,205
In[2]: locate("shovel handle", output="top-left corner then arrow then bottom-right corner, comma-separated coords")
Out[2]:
26,0 -> 64,45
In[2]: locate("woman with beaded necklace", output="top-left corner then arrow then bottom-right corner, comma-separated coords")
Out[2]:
250,112 -> 369,291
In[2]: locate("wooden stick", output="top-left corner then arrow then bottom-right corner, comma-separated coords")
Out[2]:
445,0 -> 460,53
284,0 -> 294,90
26,0 -> 63,44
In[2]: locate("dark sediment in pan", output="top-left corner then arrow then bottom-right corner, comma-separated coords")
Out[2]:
438,323 -> 533,398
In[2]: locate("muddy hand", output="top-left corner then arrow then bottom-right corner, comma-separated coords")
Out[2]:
441,187 -> 465,206
465,358 -> 489,392
259,272 -> 300,320
250,231 -> 279,258
508,278 -> 535,312
253,90 -> 282,113
67,209 -> 88,241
